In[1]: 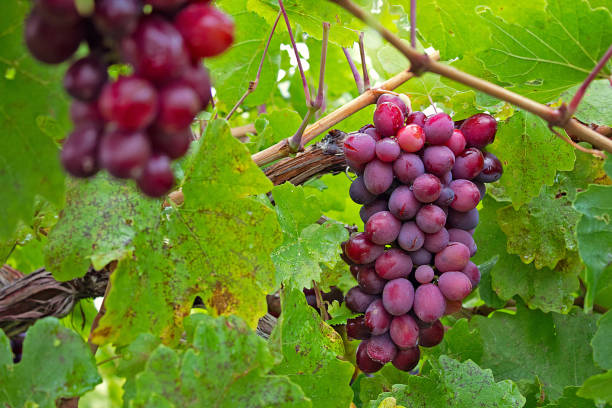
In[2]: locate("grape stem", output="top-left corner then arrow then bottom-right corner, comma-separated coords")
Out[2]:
359,32 -> 370,90
410,0 -> 417,48
342,47 -> 364,93
312,281 -> 330,320
567,43 -> 612,117
327,0 -> 612,155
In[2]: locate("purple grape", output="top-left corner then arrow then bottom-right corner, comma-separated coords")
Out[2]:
375,249 -> 413,280
382,278 -> 415,316
412,174 -> 442,203
365,299 -> 392,335
63,56 -> 108,102
474,180 -> 486,202
418,320 -> 444,347
392,347 -> 420,371
452,148 -> 484,180
360,199 -> 388,223
388,186 -> 421,220
460,113 -> 497,148
462,261 -> 481,287
363,159 -> 394,195
37,0 -> 81,26
423,146 -> 455,177
449,179 -> 480,212
137,155 -> 175,197
98,129 -> 151,179
375,138 -> 401,162
154,82 -> 202,133
149,127 -> 193,159
423,227 -> 449,253
61,126 -> 100,178
409,248 -> 432,266
377,93 -> 409,116
93,0 -> 142,38
397,124 -> 425,153
357,266 -> 387,295
414,265 -> 434,284
356,340 -> 383,373
406,111 -> 426,127
346,158 -> 365,175
393,153 -> 424,184
349,176 -> 377,205
365,211 -> 402,245
440,171 -> 453,186
475,151 -> 503,183
99,76 -> 159,130
346,316 -> 371,340
389,314 -> 419,349
438,271 -> 473,301
397,222 -> 425,252
447,208 -> 479,230
345,233 -> 384,264
343,133 -> 376,164
182,63 -> 212,107
448,229 -> 477,256
424,112 -> 453,145
361,125 -> 382,141
174,4 -> 235,59
373,102 -> 404,137
367,333 -> 398,364
413,284 -> 446,323
415,204 -> 446,234
70,100 -> 104,128
434,186 -> 455,207
444,129 -> 466,156
24,11 -> 83,64
435,242 -> 470,272
345,287 -> 377,313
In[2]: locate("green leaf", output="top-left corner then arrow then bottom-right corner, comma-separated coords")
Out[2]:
327,300 -> 360,325
251,108 -> 303,152
477,256 -> 506,309
44,175 -> 158,281
0,317 -> 101,406
592,311 -> 612,370
271,288 -> 354,408
544,386 -> 599,408
91,120 -> 282,345
429,318 -> 484,364
562,80 -> 612,126
358,364 -> 417,407
577,370 -> 612,404
0,1 -> 68,240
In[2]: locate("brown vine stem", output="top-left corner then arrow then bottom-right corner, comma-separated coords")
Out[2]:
328,0 -> 612,155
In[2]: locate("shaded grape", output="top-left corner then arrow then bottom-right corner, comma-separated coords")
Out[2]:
367,333 -> 397,364
154,81 -> 202,133
365,211 -> 402,245
345,286 -> 377,313
448,229 -> 477,256
409,248 -> 432,266
356,340 -> 383,373
397,222 -> 425,252
137,154 -> 175,197
63,56 -> 108,102
389,314 -> 419,349
357,266 -> 387,295
393,152 -> 424,184
70,100 -> 103,127
405,111 -> 426,127
444,299 -> 462,315
98,129 -> 151,179
345,233 -> 384,264
392,347 -> 420,371
24,11 -> 83,64
365,298 -> 392,335
343,132 -> 376,164
375,248 -> 413,280
94,0 -> 142,38
346,316 -> 371,340
182,63 -> 212,107
423,145 -> 455,177
266,293 -> 281,318
438,271 -> 472,301
475,151 -> 503,183
375,138 -> 401,162
149,127 -> 193,159
418,319 -> 444,347
444,129 -> 466,156
462,261 -> 481,287
363,159 -> 394,195
447,208 -> 479,230
60,126 -> 100,178
434,186 -> 455,207
377,93 -> 409,116
423,227 -> 449,253
434,242 -> 470,272
452,148 -> 484,180
360,199 -> 388,223
474,180 -> 486,202
349,176 -> 377,205
449,179 -> 480,212
37,0 -> 81,26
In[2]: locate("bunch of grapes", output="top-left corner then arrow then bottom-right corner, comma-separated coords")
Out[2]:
24,0 -> 234,197
341,94 -> 503,373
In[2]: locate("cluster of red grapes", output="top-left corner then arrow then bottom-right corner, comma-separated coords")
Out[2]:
341,94 -> 503,373
24,0 -> 234,197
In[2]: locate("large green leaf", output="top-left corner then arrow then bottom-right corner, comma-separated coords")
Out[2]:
0,317 -> 100,406
561,80 -> 612,127
577,370 -> 612,404
592,310 -> 612,370
544,386 -> 603,408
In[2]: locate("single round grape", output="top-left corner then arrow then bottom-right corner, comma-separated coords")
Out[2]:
375,249 -> 413,280
438,271 -> 473,301
392,347 -> 420,371
93,0 -> 142,38
149,127 -> 193,159
175,4 -> 235,58
393,153 -> 424,184
449,179 -> 480,212
415,205 -> 446,234
452,148 -> 484,180
345,286 -> 377,313
423,145 -> 455,177
63,56 -> 108,102
412,174 -> 442,203
363,159 -> 394,195
418,320 -> 444,347
360,199 -> 388,223
346,316 -> 371,340
24,11 -> 83,64
122,16 -> 190,83
373,102 -> 404,137
365,299 -> 392,335
462,261 -> 481,287
365,211 -> 402,245
460,113 -> 497,148
397,125 -> 425,152
343,133 -> 376,164
435,242 -> 470,272
345,233 -> 384,264
60,126 -> 100,178
266,293 -> 281,318
356,340 -> 383,373
397,222 -> 425,252
70,100 -> 104,128
388,186 -> 421,220
389,314 -> 419,348
475,151 -> 503,183
474,180 -> 486,202
405,111 -> 426,127
409,248 -> 432,266
375,138 -> 401,162
349,176 -> 377,205
99,76 -> 158,130
98,129 -> 152,179
444,299 -> 463,315
424,112 -> 453,145
182,63 -> 212,107
423,227 -> 449,253
414,265 -> 434,284
357,266 -> 387,295
447,208 -> 479,230
444,129 -> 466,156
145,0 -> 188,11
367,333 -> 397,364
448,229 -> 477,256
37,0 -> 81,26
434,186 -> 455,207
377,94 -> 409,116
361,125 -> 382,141
137,155 -> 175,197
413,284 -> 446,323
382,278 -> 414,316
155,82 -> 201,133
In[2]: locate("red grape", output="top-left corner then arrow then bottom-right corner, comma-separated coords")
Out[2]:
345,286 -> 377,313
462,261 -> 481,287
405,111 -> 426,127
449,179 -> 480,212
413,284 -> 446,323
93,0 -> 142,38
392,347 -> 420,371
63,56 -> 108,102
346,316 -> 371,340
418,319 -> 444,347
388,186 -> 421,220
24,11 -> 83,64
375,249 -> 413,280
435,242 -> 470,272
356,340 -> 383,373
437,271 -> 472,301
137,154 -> 175,197
343,133 -> 376,164
475,151 -> 503,183
382,278 -> 415,316
460,113 -> 497,148
393,153 -> 424,184
145,0 -> 188,11
60,126 -> 100,178
99,76 -> 158,130
412,174 -> 442,203
423,227 -> 449,253
389,314 -> 419,348
365,299 -> 392,335
414,265 -> 434,284
397,125 -> 425,152
444,129 -> 466,156
409,248 -> 432,266
155,82 -> 201,133
182,63 -> 212,107
345,233 -> 384,264
37,0 -> 81,26
424,112 -> 453,145
452,148 -> 484,180
149,127 -> 193,159
349,176 -> 377,205
397,222 -> 425,252
70,100 -> 104,128
365,211 -> 402,245
415,204 -> 446,234
375,138 -> 401,162
423,146 -> 455,177
98,129 -> 152,179
357,266 -> 387,295
448,228 -> 477,256
474,180 -> 486,202
447,208 -> 479,230
373,102 -> 404,137
363,159 -> 394,195
367,333 -> 397,364
175,4 -> 235,58
377,93 -> 409,116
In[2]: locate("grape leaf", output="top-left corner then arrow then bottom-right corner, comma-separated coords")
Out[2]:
44,175 -> 158,281
577,371 -> 612,404
271,288 -> 354,408
0,317 -> 101,406
252,108 -> 303,153
326,300 -> 360,325
544,386 -> 599,408
0,1 -> 69,240
592,310 -> 612,370
561,79 -> 612,127
477,256 -> 506,309
91,120 -> 282,346
122,314 -> 311,407
358,365 -> 417,407
427,318 -> 484,364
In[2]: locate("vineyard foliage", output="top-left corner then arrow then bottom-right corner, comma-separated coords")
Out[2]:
0,0 -> 611,407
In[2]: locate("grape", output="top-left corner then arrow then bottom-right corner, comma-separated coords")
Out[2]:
423,146 -> 455,177
440,171 -> 452,186
375,138 -> 401,162
460,113 -> 497,148
182,63 -> 212,107
449,179 -> 480,212
393,153 -> 424,184
346,158 -> 365,174
346,316 -> 371,340
462,261 -> 481,287
451,148 -> 484,180
444,299 -> 462,315
409,248 -> 432,266
382,278 -> 414,316
98,129 -> 152,179
447,229 -> 476,256
437,271 -> 472,301
61,126 -> 100,178
175,4 -> 235,58
397,222 -> 425,252
137,154 -> 175,197
63,56 -> 108,102
388,186 -> 421,220
345,286 -> 377,313
447,208 -> 479,230
360,199 -> 388,223
365,211 -> 402,245
146,0 -> 188,11
24,11 -> 83,64
412,174 -> 442,203
37,0 -> 81,26
356,340 -> 383,373
389,314 -> 419,349
360,125 -> 382,141
474,180 -> 486,202
375,248 -> 413,280
434,242 -> 470,272
415,205 -> 446,234
418,320 -> 444,347
266,293 -> 281,318
155,82 -> 201,133
423,227 -> 449,253
93,0 -> 142,38
149,127 -> 193,159
345,233 -> 384,264
373,102 -> 404,137
434,186 -> 455,207
70,100 -> 104,128
343,133 -> 376,164
122,16 -> 190,83
349,264 -> 361,279
377,93 -> 409,116
349,176 -> 377,205
363,159 -> 394,195
423,112 -> 453,145
444,129 -> 466,156
414,265 -> 434,284
367,333 -> 397,363
405,111 -> 426,127
357,266 -> 387,295
396,125 -> 425,153
475,151 -> 503,183
392,347 -> 420,371
365,299 -> 392,335
413,284 -> 446,323
99,76 -> 158,130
